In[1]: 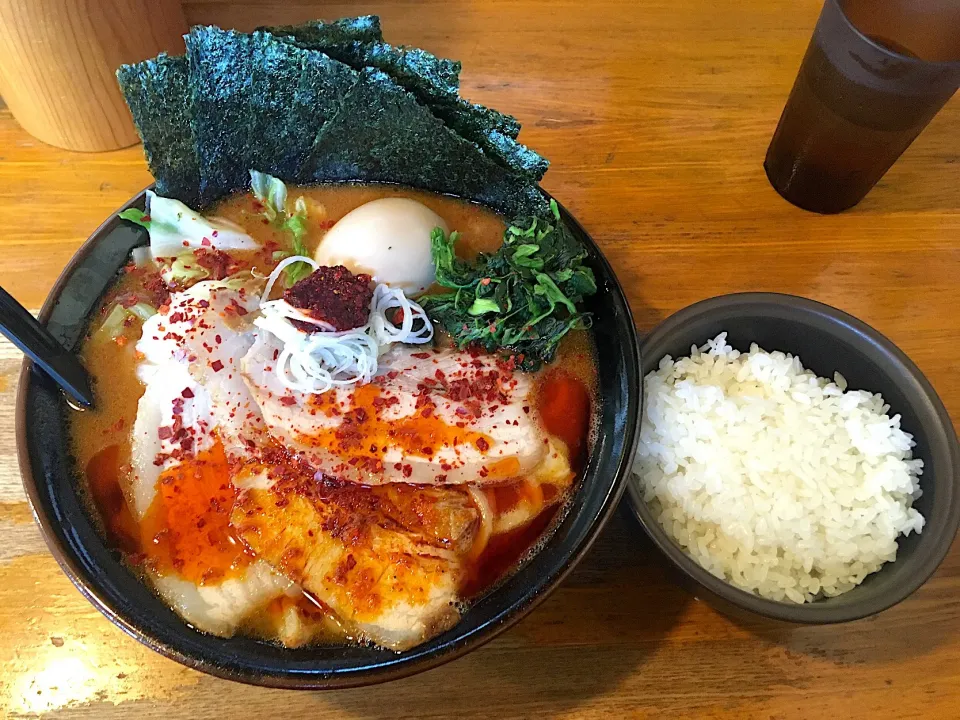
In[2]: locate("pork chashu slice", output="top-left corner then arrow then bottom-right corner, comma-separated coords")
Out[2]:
231,467 -> 477,650
242,342 -> 546,485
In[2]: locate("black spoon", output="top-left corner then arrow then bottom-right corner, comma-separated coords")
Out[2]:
0,285 -> 94,408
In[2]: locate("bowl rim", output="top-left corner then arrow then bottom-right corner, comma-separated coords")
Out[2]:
15,186 -> 643,688
626,291 -> 960,623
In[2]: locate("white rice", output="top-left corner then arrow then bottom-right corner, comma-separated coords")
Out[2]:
634,333 -> 925,604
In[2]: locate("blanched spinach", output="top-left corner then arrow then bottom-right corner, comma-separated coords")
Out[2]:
420,200 -> 596,371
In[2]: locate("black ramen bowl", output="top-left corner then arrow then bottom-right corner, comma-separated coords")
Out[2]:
626,293 -> 960,623
16,187 -> 641,688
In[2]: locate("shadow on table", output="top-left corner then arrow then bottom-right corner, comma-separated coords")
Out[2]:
721,558 -> 960,666
322,510 -> 690,719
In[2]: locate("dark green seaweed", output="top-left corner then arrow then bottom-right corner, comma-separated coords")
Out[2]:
305,68 -> 548,218
247,33 -> 359,184
432,96 -> 520,140
186,27 -> 361,202
185,27 -> 258,203
116,54 -> 201,207
264,21 -> 542,178
264,15 -> 383,47
466,125 -> 548,180
352,42 -> 461,102
118,17 -> 549,211
271,32 -> 460,104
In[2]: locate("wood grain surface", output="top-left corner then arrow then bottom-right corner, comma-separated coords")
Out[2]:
1,1 -> 958,717
0,0 -> 188,151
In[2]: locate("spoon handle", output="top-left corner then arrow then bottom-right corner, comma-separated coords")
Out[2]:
0,286 -> 94,408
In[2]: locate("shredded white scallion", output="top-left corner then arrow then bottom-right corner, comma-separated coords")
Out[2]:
369,283 -> 434,345
254,255 -> 435,395
268,327 -> 380,393
259,298 -> 336,333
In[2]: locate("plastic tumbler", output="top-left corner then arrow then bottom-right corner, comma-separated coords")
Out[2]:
764,0 -> 960,214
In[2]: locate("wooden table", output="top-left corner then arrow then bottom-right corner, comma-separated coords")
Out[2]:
1,1 -> 958,717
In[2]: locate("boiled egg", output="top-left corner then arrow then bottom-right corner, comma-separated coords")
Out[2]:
313,198 -> 446,296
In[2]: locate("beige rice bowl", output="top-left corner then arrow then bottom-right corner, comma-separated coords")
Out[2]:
634,333 -> 925,604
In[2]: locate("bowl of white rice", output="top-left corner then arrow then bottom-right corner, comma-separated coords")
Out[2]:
626,293 -> 959,623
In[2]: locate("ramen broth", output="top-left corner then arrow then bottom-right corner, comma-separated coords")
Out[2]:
71,184 -> 597,648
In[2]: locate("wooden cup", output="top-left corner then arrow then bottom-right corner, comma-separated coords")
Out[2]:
0,0 -> 188,152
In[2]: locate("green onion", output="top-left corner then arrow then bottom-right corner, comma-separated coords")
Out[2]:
93,302 -> 156,342
119,208 -> 151,229
168,252 -> 210,285
249,170 -> 287,223
249,171 -> 313,287
419,212 -> 596,371
468,298 -> 500,316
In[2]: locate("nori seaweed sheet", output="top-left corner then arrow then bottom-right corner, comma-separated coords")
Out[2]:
264,27 -> 544,178
433,96 -> 521,139
330,46 -> 548,178
269,28 -> 459,103
265,15 -> 383,47
247,33 -> 359,184
305,68 -> 548,219
475,128 -> 549,179
118,16 -> 549,213
186,21 -> 378,200
352,42 -> 461,102
434,100 -> 546,179
186,27 -> 258,203
116,54 -> 202,207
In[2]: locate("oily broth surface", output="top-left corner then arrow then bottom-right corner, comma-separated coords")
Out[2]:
71,270 -> 150,529
463,328 -> 598,598
212,183 -> 508,261
69,183 -> 597,648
